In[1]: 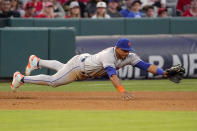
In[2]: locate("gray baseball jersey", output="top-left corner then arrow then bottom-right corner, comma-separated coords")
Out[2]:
83,47 -> 141,77
24,47 -> 141,87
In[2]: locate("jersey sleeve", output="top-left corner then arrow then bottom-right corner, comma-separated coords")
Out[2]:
100,52 -> 116,68
128,53 -> 141,66
105,66 -> 117,77
134,60 -> 151,71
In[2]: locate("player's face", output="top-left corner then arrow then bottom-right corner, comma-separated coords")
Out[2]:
116,47 -> 129,59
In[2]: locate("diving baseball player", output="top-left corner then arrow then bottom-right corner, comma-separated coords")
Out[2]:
11,38 -> 185,100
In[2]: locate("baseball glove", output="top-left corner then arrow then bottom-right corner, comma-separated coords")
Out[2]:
165,64 -> 185,83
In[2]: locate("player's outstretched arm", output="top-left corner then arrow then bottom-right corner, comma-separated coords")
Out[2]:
105,66 -> 132,100
147,64 -> 167,76
135,61 -> 185,83
135,61 -> 166,76
110,75 -> 132,100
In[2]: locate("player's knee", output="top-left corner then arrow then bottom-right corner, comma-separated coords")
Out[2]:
51,84 -> 60,88
48,76 -> 60,87
49,81 -> 60,88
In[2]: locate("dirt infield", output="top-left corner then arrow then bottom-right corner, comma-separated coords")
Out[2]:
0,91 -> 197,111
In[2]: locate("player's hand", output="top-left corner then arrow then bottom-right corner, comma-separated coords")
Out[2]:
121,91 -> 133,101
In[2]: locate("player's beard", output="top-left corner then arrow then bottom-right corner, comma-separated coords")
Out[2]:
121,55 -> 128,60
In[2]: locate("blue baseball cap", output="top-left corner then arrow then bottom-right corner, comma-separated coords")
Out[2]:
115,38 -> 135,51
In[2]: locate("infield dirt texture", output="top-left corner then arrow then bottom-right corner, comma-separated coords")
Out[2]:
0,79 -> 197,131
0,79 -> 197,110
0,91 -> 197,110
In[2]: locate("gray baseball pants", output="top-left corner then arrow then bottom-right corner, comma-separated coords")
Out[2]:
24,54 -> 89,87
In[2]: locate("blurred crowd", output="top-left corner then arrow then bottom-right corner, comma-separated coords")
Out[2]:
0,0 -> 196,18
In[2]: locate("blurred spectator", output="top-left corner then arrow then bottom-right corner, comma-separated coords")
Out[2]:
0,1 -> 2,11
176,0 -> 191,16
158,7 -> 167,17
44,0 -> 65,18
92,1 -> 110,18
31,0 -> 43,13
154,0 -> 166,8
120,0 -> 134,17
141,0 -> 153,7
64,0 -> 87,17
11,0 -> 19,11
86,0 -> 101,17
144,5 -> 155,17
36,2 -> 57,18
53,0 -> 66,18
0,0 -> 20,18
141,0 -> 166,8
10,0 -> 25,16
107,0 -> 122,17
65,1 -> 81,18
79,0 -> 89,5
183,0 -> 197,17
57,0 -> 67,5
127,0 -> 142,18
159,0 -> 166,8
24,2 -> 36,17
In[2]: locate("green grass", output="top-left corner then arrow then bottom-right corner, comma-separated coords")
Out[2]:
0,110 -> 197,131
0,79 -> 197,92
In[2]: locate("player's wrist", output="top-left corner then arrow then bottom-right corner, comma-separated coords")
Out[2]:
163,71 -> 167,77
116,85 -> 125,93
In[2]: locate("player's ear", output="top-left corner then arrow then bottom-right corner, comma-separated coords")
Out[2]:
115,47 -> 120,50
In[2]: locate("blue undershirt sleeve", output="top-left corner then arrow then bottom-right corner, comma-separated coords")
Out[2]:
156,68 -> 164,75
135,61 -> 164,75
105,66 -> 117,78
134,61 -> 151,71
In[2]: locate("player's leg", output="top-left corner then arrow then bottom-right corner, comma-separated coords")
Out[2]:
25,55 -> 64,76
11,62 -> 87,91
39,59 -> 64,71
24,64 -> 81,87
11,54 -> 88,91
